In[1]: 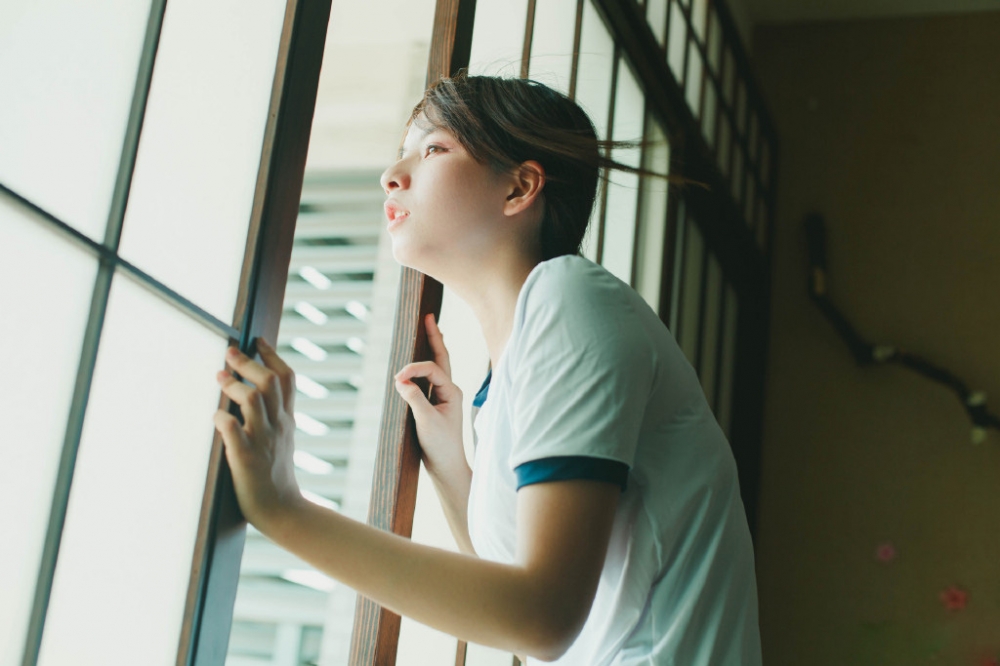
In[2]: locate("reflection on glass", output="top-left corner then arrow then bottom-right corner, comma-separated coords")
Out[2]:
118,0 -> 287,323
527,0 -> 578,94
0,0 -> 152,240
602,63 -> 644,284
467,0 -> 529,77
678,216 -> 704,367
699,257 -> 723,409
0,196 -> 97,666
37,275 -> 226,666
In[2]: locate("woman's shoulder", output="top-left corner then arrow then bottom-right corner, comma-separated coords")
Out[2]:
521,254 -> 625,305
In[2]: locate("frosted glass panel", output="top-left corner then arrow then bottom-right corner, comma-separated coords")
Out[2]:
717,286 -> 738,436
647,0 -> 668,46
601,63 -> 644,284
118,0 -> 287,322
0,0 -> 152,240
692,0 -> 708,41
468,0 -> 528,76
707,10 -> 722,72
685,39 -> 703,116
702,83 -> 718,148
634,118 -> 670,312
699,257 -> 723,409
667,3 -> 686,84
678,217 -> 703,366
37,276 -> 226,666
528,0 -> 577,94
575,0 -> 615,138
0,195 -> 97,666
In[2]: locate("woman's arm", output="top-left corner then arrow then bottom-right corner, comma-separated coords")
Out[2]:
214,339 -> 618,660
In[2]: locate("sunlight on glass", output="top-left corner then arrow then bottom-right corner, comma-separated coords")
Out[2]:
0,198 -> 97,665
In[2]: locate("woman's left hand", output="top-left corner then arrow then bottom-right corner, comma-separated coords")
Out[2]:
213,338 -> 304,533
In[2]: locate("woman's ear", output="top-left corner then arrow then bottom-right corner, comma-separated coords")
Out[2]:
503,160 -> 545,217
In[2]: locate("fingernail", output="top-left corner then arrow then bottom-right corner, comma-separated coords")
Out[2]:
227,347 -> 239,358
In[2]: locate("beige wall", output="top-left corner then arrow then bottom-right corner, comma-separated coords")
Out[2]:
752,12 -> 1000,665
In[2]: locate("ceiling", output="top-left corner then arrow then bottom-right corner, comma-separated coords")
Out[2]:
746,0 -> 1000,24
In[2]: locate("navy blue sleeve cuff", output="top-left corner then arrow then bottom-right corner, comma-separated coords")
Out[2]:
514,456 -> 629,492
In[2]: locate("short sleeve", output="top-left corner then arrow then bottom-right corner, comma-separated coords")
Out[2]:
507,258 -> 656,471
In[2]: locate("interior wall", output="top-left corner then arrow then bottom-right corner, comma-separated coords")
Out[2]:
752,12 -> 1000,666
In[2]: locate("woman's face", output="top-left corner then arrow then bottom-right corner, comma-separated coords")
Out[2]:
379,116 -> 515,277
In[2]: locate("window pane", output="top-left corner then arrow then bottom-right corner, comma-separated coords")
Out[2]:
37,275 -> 226,666
575,0 -> 615,138
118,0 -> 287,323
528,0 -> 578,94
634,117 -> 670,312
702,81 -> 718,148
685,39 -> 703,116
699,257 -> 723,409
0,0 -> 152,240
722,48 -> 735,106
646,0 -> 668,47
707,8 -> 722,73
666,2 -> 686,84
575,0 -> 615,262
468,0 -> 529,76
601,63 -> 644,284
677,216 -> 703,366
0,195 -> 97,665
691,0 -> 708,41
717,285 -> 738,436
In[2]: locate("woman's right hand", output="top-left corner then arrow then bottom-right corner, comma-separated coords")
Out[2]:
394,313 -> 467,477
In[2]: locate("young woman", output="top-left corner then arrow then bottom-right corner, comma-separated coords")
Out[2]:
214,75 -> 762,664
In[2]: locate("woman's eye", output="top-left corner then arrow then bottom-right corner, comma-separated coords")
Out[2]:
424,144 -> 444,156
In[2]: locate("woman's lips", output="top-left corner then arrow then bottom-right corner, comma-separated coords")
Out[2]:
384,201 -> 410,231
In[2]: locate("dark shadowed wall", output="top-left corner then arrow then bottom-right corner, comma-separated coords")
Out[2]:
751,12 -> 1000,665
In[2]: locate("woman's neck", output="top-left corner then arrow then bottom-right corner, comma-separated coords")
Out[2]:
440,250 -> 540,369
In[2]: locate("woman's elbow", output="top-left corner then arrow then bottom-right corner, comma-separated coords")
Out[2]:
519,603 -> 588,662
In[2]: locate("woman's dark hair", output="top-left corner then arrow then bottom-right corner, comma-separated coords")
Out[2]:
409,74 -> 694,260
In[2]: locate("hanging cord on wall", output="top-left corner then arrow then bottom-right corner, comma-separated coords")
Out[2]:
804,213 -> 999,444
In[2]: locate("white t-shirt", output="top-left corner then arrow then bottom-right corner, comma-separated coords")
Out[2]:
467,255 -> 762,665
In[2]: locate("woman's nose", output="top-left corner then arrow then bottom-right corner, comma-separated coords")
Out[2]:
380,163 -> 409,194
